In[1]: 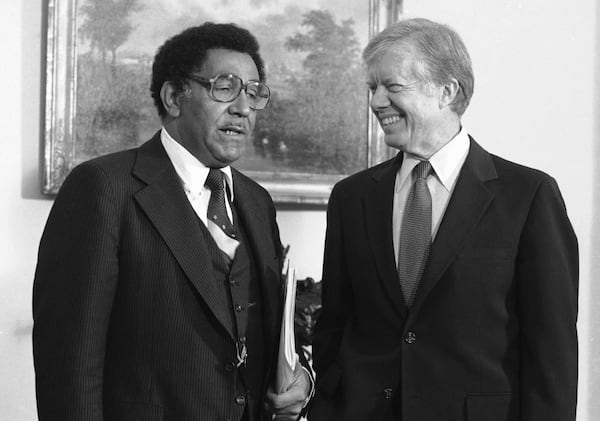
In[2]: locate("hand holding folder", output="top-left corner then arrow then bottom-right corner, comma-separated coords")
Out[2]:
266,258 -> 313,420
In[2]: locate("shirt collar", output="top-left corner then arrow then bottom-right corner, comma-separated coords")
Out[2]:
160,127 -> 235,201
397,127 -> 470,192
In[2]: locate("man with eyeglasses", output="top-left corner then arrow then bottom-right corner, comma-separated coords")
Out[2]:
33,23 -> 311,421
310,18 -> 578,421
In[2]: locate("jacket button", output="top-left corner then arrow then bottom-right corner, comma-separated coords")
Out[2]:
404,331 -> 417,344
235,304 -> 243,312
224,362 -> 235,372
235,395 -> 246,406
239,336 -> 246,344
383,388 -> 393,399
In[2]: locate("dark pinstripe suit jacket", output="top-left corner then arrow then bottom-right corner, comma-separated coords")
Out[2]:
33,133 -> 284,420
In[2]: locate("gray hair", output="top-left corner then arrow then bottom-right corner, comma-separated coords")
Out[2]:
363,18 -> 474,116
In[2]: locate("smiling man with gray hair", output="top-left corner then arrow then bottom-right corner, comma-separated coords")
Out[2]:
310,17 -> 578,421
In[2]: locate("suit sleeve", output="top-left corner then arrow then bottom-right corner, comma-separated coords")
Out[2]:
33,162 -> 120,420
516,176 -> 578,420
312,186 -> 353,397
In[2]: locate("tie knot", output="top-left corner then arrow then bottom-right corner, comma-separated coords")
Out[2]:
414,161 -> 432,180
205,168 -> 224,193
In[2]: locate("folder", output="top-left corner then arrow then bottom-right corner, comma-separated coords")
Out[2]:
275,258 -> 299,393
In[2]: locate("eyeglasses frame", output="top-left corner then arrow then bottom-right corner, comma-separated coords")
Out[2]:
185,73 -> 271,110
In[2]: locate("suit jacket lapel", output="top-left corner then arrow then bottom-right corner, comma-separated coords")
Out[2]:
363,155 -> 409,317
232,171 -> 283,353
409,138 -> 498,316
132,133 -> 236,340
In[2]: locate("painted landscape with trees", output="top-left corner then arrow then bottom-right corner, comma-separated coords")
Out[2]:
74,0 -> 369,176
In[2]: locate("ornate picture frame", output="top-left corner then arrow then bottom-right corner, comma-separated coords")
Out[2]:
43,0 -> 402,203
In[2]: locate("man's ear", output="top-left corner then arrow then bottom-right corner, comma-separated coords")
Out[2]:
439,78 -> 460,110
160,81 -> 187,118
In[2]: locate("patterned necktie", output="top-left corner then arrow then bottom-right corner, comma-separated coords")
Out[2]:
398,161 -> 432,307
205,168 -> 239,260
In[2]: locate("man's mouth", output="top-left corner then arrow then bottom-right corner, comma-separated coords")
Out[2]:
219,125 -> 247,136
381,115 -> 402,126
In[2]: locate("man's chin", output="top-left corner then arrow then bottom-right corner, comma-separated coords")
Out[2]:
383,133 -> 408,150
215,148 -> 244,166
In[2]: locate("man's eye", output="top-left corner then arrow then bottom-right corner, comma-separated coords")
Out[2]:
214,84 -> 233,92
387,84 -> 405,93
246,84 -> 260,98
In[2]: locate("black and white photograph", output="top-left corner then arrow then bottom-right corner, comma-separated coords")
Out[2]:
1,0 -> 599,420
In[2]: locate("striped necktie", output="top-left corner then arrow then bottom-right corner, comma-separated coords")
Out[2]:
205,168 -> 239,260
398,161 -> 432,306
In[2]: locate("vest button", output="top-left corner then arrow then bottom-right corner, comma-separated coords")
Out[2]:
235,304 -> 243,312
404,331 -> 417,344
235,395 -> 246,406
383,388 -> 394,399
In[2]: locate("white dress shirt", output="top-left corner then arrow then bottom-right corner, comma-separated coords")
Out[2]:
393,128 -> 470,267
160,128 -> 235,226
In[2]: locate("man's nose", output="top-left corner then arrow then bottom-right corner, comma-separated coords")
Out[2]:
229,90 -> 252,116
369,85 -> 391,110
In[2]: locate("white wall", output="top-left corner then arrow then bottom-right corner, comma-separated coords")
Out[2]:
0,0 -> 597,420
1,1 -> 49,419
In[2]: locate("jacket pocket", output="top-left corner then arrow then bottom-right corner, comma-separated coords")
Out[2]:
466,393 -> 516,421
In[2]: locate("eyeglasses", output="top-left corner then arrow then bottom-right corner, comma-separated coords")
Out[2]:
186,73 -> 271,110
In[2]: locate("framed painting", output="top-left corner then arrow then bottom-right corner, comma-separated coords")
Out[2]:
43,0 -> 402,203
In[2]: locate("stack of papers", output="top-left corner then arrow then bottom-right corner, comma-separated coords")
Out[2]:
275,259 -> 299,393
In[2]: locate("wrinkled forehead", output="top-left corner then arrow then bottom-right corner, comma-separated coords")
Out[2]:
366,44 -> 419,83
198,48 -> 260,82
